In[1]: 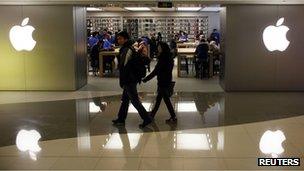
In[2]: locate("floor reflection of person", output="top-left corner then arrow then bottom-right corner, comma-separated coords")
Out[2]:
195,38 -> 209,79
194,93 -> 223,115
92,97 -> 108,112
143,42 -> 177,123
113,125 -> 153,169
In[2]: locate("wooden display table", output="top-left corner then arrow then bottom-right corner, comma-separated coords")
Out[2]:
177,42 -> 198,48
99,48 -> 120,77
177,48 -> 196,77
177,48 -> 214,78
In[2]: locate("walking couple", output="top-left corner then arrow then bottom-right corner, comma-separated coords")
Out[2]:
112,31 -> 177,128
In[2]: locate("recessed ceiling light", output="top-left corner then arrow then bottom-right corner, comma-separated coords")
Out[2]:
177,7 -> 202,11
124,7 -> 151,11
87,7 -> 103,11
201,7 -> 221,12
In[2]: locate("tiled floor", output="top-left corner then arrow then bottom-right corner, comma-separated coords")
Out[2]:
0,119 -> 303,170
0,91 -> 304,170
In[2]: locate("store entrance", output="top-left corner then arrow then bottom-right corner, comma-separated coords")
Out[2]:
83,4 -> 222,92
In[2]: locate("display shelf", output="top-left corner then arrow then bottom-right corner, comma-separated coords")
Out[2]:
87,17 -> 122,33
87,16 -> 209,42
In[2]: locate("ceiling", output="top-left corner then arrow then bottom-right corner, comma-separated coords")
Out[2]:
0,0 -> 304,5
87,6 -> 222,12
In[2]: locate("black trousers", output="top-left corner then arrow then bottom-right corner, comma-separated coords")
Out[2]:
151,86 -> 176,118
117,84 -> 151,121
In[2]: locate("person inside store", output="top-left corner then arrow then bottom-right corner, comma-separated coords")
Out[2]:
98,28 -> 108,42
113,31 -> 119,46
195,38 -> 210,79
210,29 -> 220,45
139,36 -> 152,72
178,31 -> 188,42
169,34 -> 177,58
112,31 -> 153,128
88,31 -> 99,50
209,39 -> 221,75
142,41 -> 177,123
196,30 -> 204,40
133,38 -> 149,58
156,32 -> 163,44
101,33 -> 115,74
138,39 -> 151,72
108,31 -> 116,45
150,33 -> 157,58
102,33 -> 114,50
90,40 -> 102,77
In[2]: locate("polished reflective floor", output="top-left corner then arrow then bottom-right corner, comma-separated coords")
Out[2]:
0,92 -> 304,170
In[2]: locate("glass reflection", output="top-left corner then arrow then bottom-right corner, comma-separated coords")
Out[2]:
16,129 -> 41,160
176,101 -> 198,112
259,130 -> 286,158
102,133 -> 143,150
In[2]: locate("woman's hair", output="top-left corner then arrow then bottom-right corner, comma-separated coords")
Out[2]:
158,41 -> 171,56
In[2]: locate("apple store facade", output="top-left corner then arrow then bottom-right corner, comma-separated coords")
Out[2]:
0,1 -> 303,91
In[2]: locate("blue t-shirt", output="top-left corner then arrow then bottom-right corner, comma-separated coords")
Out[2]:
88,36 -> 99,47
103,39 -> 112,50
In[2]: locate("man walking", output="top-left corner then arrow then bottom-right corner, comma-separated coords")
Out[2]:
112,31 -> 152,128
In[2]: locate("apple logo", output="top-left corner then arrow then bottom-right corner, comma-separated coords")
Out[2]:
16,129 -> 41,160
9,17 -> 36,51
259,130 -> 286,158
263,17 -> 290,52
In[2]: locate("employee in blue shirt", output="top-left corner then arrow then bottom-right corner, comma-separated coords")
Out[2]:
210,29 -> 220,45
88,32 -> 99,48
103,34 -> 114,50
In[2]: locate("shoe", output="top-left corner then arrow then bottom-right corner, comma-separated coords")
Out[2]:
139,119 -> 152,128
165,117 -> 177,123
112,119 -> 125,126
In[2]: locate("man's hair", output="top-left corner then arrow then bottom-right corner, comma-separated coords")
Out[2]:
117,31 -> 130,40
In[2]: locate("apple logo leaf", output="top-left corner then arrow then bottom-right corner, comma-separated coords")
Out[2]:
276,17 -> 284,27
21,17 -> 29,26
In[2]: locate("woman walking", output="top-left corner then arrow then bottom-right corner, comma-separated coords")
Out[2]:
142,42 -> 177,123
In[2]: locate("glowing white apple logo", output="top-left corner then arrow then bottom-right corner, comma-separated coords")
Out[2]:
16,129 -> 41,160
259,130 -> 286,158
263,17 -> 290,52
9,17 -> 36,51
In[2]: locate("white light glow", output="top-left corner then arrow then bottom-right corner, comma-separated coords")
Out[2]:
87,7 -> 103,11
201,7 -> 221,12
176,101 -> 198,112
9,18 -> 36,51
89,102 -> 100,113
217,130 -> 225,150
16,129 -> 41,160
263,17 -> 290,52
128,102 -> 152,113
124,7 -> 151,11
176,133 -> 211,150
259,130 -> 286,158
177,7 -> 202,11
104,133 -> 142,150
